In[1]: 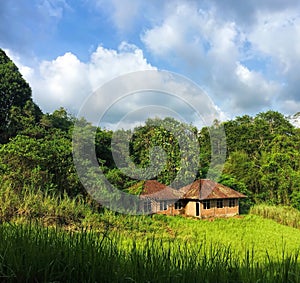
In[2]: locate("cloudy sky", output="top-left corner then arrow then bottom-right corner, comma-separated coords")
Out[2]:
1,0 -> 300,127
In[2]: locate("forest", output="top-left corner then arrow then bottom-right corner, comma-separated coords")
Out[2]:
1,48 -> 300,282
1,48 -> 300,211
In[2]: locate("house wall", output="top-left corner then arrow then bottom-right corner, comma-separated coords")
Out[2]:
144,200 -> 184,216
185,201 -> 197,217
200,199 -> 239,218
143,198 -> 240,218
156,205 -> 183,216
183,199 -> 239,218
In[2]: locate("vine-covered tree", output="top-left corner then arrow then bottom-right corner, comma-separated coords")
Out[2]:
128,117 -> 200,187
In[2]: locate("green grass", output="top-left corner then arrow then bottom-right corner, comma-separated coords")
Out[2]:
0,220 -> 299,283
0,183 -> 300,282
250,203 -> 300,229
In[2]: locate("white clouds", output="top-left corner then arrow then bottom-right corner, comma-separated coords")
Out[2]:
142,3 -> 238,59
11,43 -> 155,114
244,9 -> 300,113
36,52 -> 87,109
87,0 -> 300,117
209,0 -> 300,26
141,3 -> 281,117
234,63 -> 278,96
4,0 -> 300,122
142,4 -> 210,65
248,10 -> 300,72
91,0 -> 143,33
37,0 -> 69,19
9,44 -> 225,128
282,100 -> 300,115
232,63 -> 280,109
88,42 -> 154,89
109,0 -> 140,32
76,70 -> 224,129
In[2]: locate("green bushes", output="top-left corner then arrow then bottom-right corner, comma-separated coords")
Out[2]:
250,204 -> 300,229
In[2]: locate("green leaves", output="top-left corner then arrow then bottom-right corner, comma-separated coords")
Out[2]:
127,117 -> 200,187
0,129 -> 82,196
0,49 -> 42,143
1,44 -> 299,209
222,111 -> 300,206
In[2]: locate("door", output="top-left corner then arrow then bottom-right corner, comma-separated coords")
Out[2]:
196,202 -> 200,217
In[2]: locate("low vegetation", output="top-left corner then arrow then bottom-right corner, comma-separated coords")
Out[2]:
250,203 -> 300,229
0,182 -> 299,282
0,215 -> 299,282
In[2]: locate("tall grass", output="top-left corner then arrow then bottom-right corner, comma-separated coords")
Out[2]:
250,204 -> 300,229
0,181 -> 101,228
0,222 -> 299,283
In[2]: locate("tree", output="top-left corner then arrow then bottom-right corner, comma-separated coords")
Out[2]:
259,134 -> 300,205
224,115 -> 255,155
0,49 -> 42,143
128,117 -> 200,187
95,128 -> 114,169
0,129 -> 83,196
222,111 -> 300,206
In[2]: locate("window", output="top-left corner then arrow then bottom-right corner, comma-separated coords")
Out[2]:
229,199 -> 236,207
216,200 -> 223,208
143,199 -> 151,212
203,200 -> 210,209
174,201 -> 182,210
160,200 -> 168,211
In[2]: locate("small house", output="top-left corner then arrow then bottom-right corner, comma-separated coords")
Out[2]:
138,179 -> 246,218
178,179 -> 247,218
138,180 -> 182,215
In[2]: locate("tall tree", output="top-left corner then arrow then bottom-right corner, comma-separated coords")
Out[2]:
128,117 -> 200,187
0,49 -> 41,143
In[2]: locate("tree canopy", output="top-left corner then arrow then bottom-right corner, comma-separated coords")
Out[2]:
0,49 -> 42,143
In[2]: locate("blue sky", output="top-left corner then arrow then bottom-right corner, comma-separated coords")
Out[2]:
1,0 -> 300,127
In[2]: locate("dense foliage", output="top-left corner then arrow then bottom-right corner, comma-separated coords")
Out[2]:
0,48 -> 299,211
222,112 -> 300,207
0,50 -> 42,143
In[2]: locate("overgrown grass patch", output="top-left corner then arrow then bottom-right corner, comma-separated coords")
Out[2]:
250,203 -> 300,229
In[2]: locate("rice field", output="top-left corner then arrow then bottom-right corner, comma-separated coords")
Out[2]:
0,214 -> 299,283
250,203 -> 300,229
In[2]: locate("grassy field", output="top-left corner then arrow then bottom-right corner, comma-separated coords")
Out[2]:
0,214 -> 299,282
250,203 -> 300,229
0,184 -> 299,282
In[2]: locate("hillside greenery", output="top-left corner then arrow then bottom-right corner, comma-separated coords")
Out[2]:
0,181 -> 299,282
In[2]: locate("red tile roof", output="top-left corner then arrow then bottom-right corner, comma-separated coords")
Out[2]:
137,179 -> 246,201
180,179 -> 247,200
139,180 -> 182,200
